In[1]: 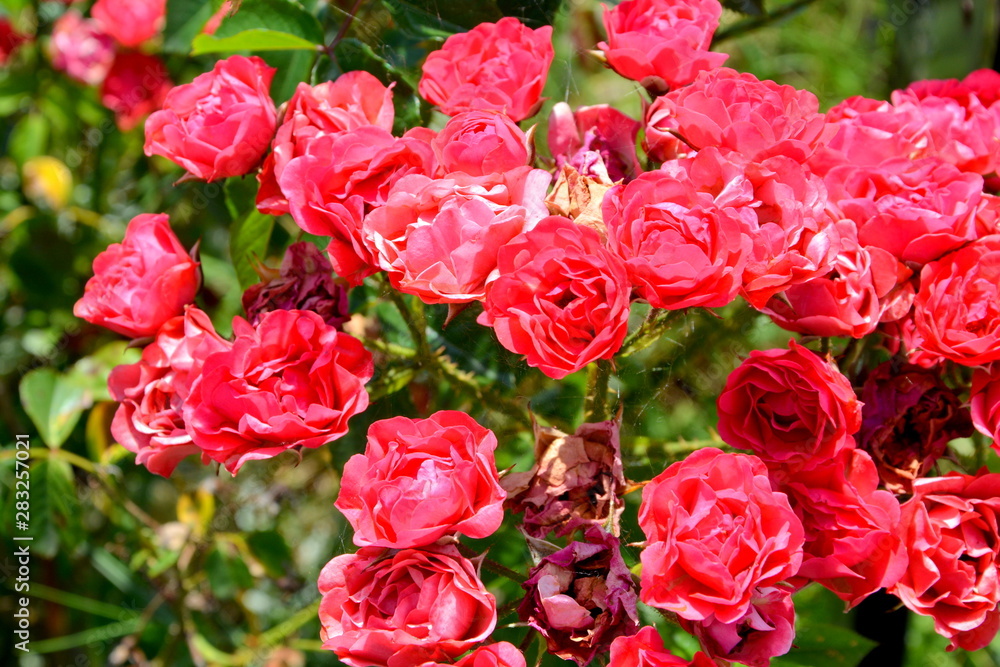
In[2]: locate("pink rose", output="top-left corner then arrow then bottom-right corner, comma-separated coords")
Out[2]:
644,67 -> 825,163
609,626 -> 717,667
91,0 -> 165,48
739,155 -> 842,309
431,110 -> 530,178
185,309 -> 373,473
598,0 -> 728,95
776,449 -> 907,607
281,127 -> 435,285
335,410 -> 506,548
825,157 -> 981,265
680,586 -> 795,667
972,365 -> 1000,446
478,216 -> 631,379
717,340 -> 862,471
913,235 -> 1000,367
363,168 -> 549,304
548,102 -> 643,183
74,213 -> 199,339
419,643 -> 526,667
603,148 -> 755,310
256,72 -> 395,215
318,545 -> 497,667
638,448 -> 804,624
419,17 -> 553,122
144,55 -> 277,181
100,52 -> 173,132
49,11 -> 115,86
890,473 -> 1000,651
108,307 -> 230,476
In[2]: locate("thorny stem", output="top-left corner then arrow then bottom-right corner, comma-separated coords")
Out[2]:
584,359 -> 614,422
713,0 -> 822,43
324,0 -> 365,58
618,309 -> 682,359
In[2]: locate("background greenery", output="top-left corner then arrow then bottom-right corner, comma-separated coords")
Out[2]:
0,0 -> 998,665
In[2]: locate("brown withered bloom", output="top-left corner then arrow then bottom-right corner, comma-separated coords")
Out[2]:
502,416 -> 625,538
242,242 -> 349,328
519,527 -> 639,665
858,360 -> 973,493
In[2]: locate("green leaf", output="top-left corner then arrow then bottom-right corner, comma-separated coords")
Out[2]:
192,28 -> 321,54
19,367 -> 88,448
164,0 -> 225,53
8,114 -> 49,166
773,622 -> 877,667
68,341 -> 141,405
384,0 -> 504,38
206,543 -> 255,599
723,0 -> 766,15
30,459 -> 83,558
246,530 -> 294,578
230,209 -> 275,290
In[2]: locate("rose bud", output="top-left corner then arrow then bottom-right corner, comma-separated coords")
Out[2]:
519,528 -> 639,665
100,52 -> 173,132
335,410 -> 506,549
256,72 -> 396,215
74,213 -> 199,339
109,307 -> 230,477
972,364 -> 1000,446
144,55 -> 277,182
776,449 -> 907,607
49,11 -> 115,86
502,417 -> 626,539
318,545 -> 497,667
858,361 -> 973,493
548,102 -> 643,183
913,235 -> 1000,367
418,643 -> 525,667
639,448 -> 804,624
890,472 -> 1000,651
716,340 -> 862,472
478,216 -> 630,379
610,626 -> 717,667
598,0 -> 728,95
419,17 -> 553,122
91,0 -> 165,48
681,586 -> 795,667
241,242 -> 349,329
184,309 -> 373,474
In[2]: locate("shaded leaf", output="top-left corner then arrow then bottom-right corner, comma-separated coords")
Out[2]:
723,0 -> 766,15
164,0 -> 225,53
773,622 -> 877,667
19,367 -> 88,448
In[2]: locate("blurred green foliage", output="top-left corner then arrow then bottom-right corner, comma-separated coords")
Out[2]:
0,0 -> 998,666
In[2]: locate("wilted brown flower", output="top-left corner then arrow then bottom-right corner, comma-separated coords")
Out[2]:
502,416 -> 625,538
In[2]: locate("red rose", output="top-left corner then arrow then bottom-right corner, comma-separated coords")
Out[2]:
256,72 -> 395,215
185,309 -> 373,473
281,127 -> 435,286
74,213 -> 199,338
717,340 -> 862,471
972,365 -> 1000,446
431,110 -> 530,178
336,410 -> 506,548
49,11 -> 115,86
478,216 -> 631,379
419,17 -> 553,122
318,545 -> 497,667
100,52 -> 173,132
638,448 -> 804,624
739,155 -> 843,309
825,157 -> 981,265
644,67 -> 825,163
548,102 -> 643,183
108,307 -> 230,477
91,0 -> 165,48
364,168 -> 549,304
419,643 -> 526,667
0,18 -> 29,65
681,586 -> 794,667
777,449 -> 907,606
609,626 -> 716,667
890,473 -> 1000,651
603,148 -> 755,310
913,235 -> 1000,367
144,55 -> 277,181
598,0 -> 727,95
